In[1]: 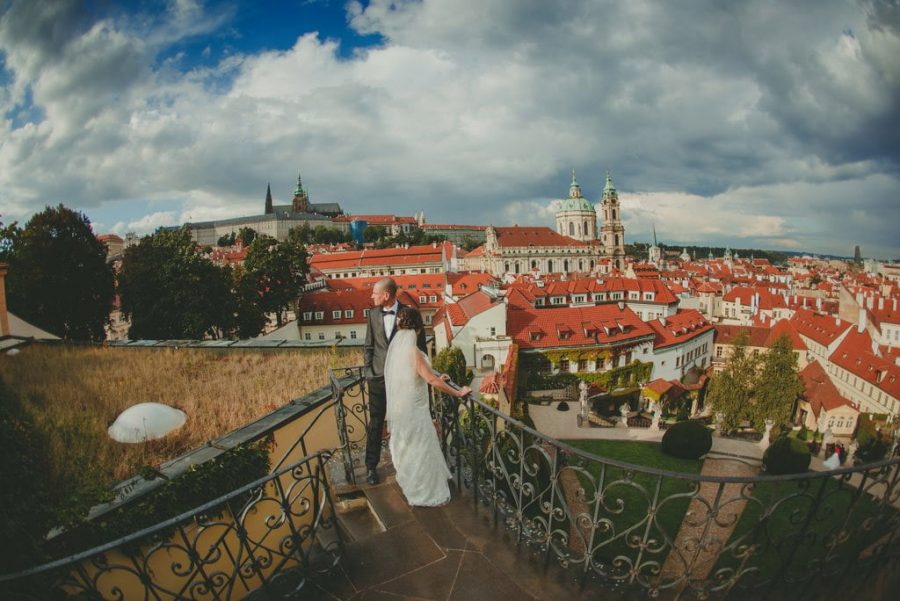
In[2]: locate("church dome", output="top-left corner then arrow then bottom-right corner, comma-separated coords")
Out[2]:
557,171 -> 595,213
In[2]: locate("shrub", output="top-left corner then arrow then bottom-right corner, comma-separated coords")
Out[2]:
797,425 -> 809,441
855,437 -> 888,464
661,420 -> 712,460
763,436 -> 811,474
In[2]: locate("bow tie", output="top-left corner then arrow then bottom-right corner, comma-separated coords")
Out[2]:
382,309 -> 395,315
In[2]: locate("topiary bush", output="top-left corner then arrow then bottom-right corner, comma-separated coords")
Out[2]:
855,437 -> 888,464
661,420 -> 712,460
763,436 -> 811,474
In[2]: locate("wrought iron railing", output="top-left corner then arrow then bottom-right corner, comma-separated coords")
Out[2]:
0,451 -> 342,600
424,371 -> 900,599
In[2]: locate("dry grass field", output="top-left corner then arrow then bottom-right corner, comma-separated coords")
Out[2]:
1,344 -> 362,485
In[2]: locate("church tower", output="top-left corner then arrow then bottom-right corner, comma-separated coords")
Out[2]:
600,172 -> 625,270
555,170 -> 597,242
264,182 -> 273,214
291,171 -> 310,214
648,224 -> 661,265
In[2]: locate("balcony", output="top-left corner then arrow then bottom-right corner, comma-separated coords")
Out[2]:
1,365 -> 899,600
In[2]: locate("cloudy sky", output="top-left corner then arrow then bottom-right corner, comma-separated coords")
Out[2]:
1,0 -> 898,259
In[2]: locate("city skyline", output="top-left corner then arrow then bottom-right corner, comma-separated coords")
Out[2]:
1,0 -> 899,259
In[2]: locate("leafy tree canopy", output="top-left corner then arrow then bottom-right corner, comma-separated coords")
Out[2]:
118,227 -> 233,339
4,205 -> 115,341
244,234 -> 310,327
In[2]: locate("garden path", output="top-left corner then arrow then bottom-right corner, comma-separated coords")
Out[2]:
659,456 -> 761,590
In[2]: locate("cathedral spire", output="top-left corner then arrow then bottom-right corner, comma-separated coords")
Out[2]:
264,182 -> 273,214
653,224 -> 658,247
292,169 -> 309,213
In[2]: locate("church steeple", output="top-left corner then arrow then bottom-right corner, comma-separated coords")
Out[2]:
652,224 -> 658,247
264,182 -> 273,214
292,170 -> 309,213
599,171 -> 625,271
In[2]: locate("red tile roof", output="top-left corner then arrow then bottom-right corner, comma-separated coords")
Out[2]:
765,319 -> 808,351
493,226 -> 595,248
446,272 -> 498,296
298,287 -> 423,326
508,303 -> 654,349
647,310 -> 714,349
830,328 -> 900,400
713,324 -> 771,348
505,276 -> 679,305
722,286 -> 787,309
799,361 -> 856,417
332,214 -> 417,224
502,342 -> 519,402
790,309 -> 853,348
309,243 -> 449,270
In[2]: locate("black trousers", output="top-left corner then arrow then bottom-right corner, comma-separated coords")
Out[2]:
365,376 -> 387,470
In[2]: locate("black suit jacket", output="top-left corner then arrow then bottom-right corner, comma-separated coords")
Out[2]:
363,302 -> 427,380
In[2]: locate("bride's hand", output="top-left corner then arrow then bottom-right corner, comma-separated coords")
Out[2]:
455,386 -> 472,398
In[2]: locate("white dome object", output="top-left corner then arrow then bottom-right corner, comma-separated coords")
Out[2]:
6,348 -> 20,356
823,453 -> 841,470
108,402 -> 187,443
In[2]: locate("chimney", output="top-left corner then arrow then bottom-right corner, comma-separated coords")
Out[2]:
867,296 -> 874,310
659,315 -> 667,326
617,300 -> 625,311
0,263 -> 9,337
878,297 -> 884,310
894,298 -> 897,311
834,316 -> 840,326
857,308 -> 866,334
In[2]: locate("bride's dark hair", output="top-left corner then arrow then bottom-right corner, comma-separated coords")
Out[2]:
396,306 -> 423,332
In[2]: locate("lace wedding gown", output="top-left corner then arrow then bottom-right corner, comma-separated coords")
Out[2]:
384,329 -> 452,506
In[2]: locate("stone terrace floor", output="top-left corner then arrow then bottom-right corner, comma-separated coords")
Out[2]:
305,457 -> 900,601
307,463 -> 601,601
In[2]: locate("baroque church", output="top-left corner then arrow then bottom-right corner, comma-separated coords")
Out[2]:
186,171 -> 344,246
464,171 -> 626,277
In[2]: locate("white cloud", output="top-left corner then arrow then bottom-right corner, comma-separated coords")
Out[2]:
0,0 -> 899,259
127,211 -> 178,233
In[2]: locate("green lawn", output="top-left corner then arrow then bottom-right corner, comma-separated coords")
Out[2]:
562,440 -> 703,572
712,476 -> 893,584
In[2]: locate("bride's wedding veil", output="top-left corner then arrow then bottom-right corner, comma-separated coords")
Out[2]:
384,329 -> 419,426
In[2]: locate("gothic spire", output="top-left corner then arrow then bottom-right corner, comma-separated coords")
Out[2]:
652,224 -> 658,247
294,171 -> 304,196
264,182 -> 273,214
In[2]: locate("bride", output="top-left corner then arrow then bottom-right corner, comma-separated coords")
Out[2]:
384,307 -> 471,506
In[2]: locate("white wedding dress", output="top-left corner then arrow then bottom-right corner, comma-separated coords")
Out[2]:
384,329 -> 452,506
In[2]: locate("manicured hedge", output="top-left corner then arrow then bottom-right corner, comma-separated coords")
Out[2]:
661,420 -> 712,460
763,436 -> 811,474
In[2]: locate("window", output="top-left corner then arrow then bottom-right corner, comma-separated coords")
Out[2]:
315,311 -> 324,320
419,295 -> 427,303
350,330 -> 357,339
644,292 -> 654,301
559,359 -> 570,372
429,295 -> 437,303
318,332 -> 325,340
332,310 -> 342,319
303,311 -> 312,321
334,331 -> 341,339
304,333 -> 311,340
345,309 -> 354,318
424,314 -> 432,324
490,327 -> 496,336
578,359 -> 587,371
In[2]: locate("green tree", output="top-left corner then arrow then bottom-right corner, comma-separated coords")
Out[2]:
226,265 -> 268,338
244,234 -> 309,327
433,346 -> 473,388
752,334 -> 804,431
707,332 -> 759,433
237,227 -> 257,246
363,225 -> 388,243
4,205 -> 115,341
0,218 -> 19,260
118,227 -> 233,339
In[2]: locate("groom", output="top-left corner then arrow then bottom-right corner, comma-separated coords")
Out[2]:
363,277 -> 427,484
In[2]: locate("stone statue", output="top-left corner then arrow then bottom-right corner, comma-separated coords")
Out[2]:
651,402 -> 662,431
578,380 -> 589,427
